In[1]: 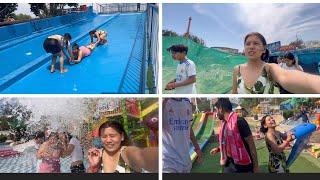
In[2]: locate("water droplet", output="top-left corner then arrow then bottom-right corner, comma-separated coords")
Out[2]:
73,84 -> 78,92
25,52 -> 32,56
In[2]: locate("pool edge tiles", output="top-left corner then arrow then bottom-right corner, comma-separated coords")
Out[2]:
0,14 -> 120,93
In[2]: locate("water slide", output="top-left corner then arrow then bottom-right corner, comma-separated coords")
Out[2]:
0,11 -> 146,94
189,112 -> 215,162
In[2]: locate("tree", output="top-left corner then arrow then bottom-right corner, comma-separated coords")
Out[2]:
29,3 -> 79,18
189,33 -> 205,46
240,98 -> 260,111
12,13 -> 32,21
67,3 -> 79,8
162,29 -> 178,37
0,3 -> 18,22
29,3 -> 48,18
0,98 -> 32,141
162,29 -> 206,46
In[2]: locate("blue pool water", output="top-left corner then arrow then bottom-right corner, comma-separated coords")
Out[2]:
0,13 -> 146,94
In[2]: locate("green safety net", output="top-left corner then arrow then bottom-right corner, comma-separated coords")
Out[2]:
280,98 -> 310,108
163,36 -> 247,94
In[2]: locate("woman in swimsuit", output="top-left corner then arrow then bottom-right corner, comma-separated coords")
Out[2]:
89,30 -> 108,45
232,32 -> 320,94
71,43 -> 97,63
43,33 -> 74,73
260,115 -> 294,173
87,120 -> 158,173
37,132 -> 67,173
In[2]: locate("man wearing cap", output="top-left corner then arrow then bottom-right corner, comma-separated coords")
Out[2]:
165,44 -> 197,94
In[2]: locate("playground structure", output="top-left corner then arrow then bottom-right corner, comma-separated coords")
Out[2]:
86,98 -> 159,149
189,112 -> 215,162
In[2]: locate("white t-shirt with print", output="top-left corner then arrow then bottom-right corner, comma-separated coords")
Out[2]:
162,98 -> 193,172
175,59 -> 197,94
69,137 -> 84,163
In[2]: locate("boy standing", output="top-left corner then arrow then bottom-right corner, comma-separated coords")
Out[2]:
162,98 -> 203,173
165,44 -> 197,94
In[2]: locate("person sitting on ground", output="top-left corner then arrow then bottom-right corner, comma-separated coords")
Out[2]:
260,115 -> 294,173
87,120 -> 158,173
89,30 -> 108,45
71,43 -> 97,63
43,33 -> 74,73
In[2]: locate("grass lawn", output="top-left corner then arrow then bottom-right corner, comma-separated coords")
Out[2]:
191,117 -> 320,173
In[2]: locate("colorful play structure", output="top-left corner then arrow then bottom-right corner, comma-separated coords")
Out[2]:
87,99 -> 158,148
189,112 -> 215,162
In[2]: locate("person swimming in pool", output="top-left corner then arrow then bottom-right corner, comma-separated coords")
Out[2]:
43,33 -> 74,73
89,30 -> 108,45
71,43 -> 97,63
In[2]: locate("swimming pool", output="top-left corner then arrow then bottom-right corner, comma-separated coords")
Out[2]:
0,12 -> 147,94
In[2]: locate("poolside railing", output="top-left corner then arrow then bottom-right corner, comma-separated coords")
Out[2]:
118,13 -> 146,94
145,4 -> 158,94
117,4 -> 158,94
0,6 -> 95,46
97,3 -> 147,14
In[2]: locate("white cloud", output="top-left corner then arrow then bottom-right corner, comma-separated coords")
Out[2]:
192,4 -> 242,39
235,4 -> 320,44
16,3 -> 35,18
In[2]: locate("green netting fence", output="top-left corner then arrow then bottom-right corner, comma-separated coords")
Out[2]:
163,36 -> 247,94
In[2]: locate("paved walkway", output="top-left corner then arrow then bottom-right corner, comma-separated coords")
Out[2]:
0,146 -> 87,173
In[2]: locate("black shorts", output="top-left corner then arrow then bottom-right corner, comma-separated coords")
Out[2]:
223,157 -> 253,173
43,38 -> 62,54
70,163 -> 85,173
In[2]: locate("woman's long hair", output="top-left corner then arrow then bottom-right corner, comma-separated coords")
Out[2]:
260,115 -> 271,134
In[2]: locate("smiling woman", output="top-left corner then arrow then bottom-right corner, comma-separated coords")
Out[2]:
87,120 -> 158,173
232,32 -> 320,94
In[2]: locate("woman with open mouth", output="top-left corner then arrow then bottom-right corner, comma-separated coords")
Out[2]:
232,32 -> 320,94
87,120 -> 158,173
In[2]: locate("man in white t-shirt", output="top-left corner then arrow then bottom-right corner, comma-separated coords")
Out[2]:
165,44 -> 197,94
162,98 -> 203,173
60,133 -> 85,173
